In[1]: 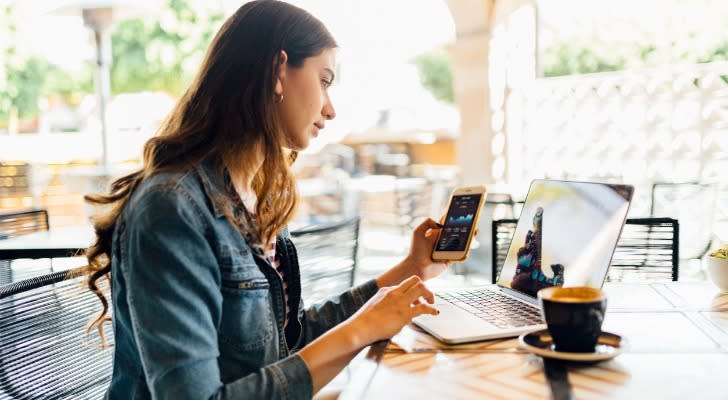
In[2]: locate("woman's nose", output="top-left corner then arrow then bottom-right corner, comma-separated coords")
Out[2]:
323,98 -> 336,120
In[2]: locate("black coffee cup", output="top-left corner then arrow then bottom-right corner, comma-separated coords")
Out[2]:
537,286 -> 607,353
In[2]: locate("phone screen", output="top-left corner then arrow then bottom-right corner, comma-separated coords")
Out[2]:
435,193 -> 483,252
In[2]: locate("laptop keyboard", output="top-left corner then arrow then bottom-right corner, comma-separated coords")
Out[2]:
437,288 -> 544,329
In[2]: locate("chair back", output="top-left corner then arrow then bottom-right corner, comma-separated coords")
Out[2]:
608,217 -> 679,282
491,217 -> 679,283
490,218 -> 519,284
291,217 -> 360,303
0,267 -> 112,399
0,209 -> 49,239
650,182 -> 715,260
0,208 -> 52,288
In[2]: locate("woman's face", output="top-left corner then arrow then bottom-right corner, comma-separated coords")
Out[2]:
276,48 -> 337,151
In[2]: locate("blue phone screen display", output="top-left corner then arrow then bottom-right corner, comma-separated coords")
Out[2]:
435,194 -> 482,252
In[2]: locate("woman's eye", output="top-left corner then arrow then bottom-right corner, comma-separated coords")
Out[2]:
321,79 -> 332,88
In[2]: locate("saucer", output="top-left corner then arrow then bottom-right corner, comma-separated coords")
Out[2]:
518,329 -> 623,362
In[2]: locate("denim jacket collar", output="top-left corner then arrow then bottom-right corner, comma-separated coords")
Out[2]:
196,157 -> 234,219
196,157 -> 291,239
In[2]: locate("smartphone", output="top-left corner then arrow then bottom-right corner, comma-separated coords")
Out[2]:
432,185 -> 487,262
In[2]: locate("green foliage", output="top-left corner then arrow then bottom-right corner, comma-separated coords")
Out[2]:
110,0 -> 224,96
413,51 -> 454,104
699,41 -> 728,63
44,64 -> 94,106
710,244 -> 728,259
0,4 -> 18,126
6,57 -> 50,119
0,0 -> 224,127
542,36 -> 728,77
542,44 -> 626,77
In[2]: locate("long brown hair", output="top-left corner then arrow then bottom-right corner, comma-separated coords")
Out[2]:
83,0 -> 337,342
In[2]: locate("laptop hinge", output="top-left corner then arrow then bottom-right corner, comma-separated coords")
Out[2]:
499,286 -> 539,306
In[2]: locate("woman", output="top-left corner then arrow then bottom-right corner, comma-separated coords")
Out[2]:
84,1 -> 450,399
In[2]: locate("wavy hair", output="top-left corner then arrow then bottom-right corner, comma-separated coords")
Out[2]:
82,0 -> 337,344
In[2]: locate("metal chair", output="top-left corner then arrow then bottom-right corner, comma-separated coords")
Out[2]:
459,192 -> 518,276
650,182 -> 716,262
0,267 -> 113,400
491,218 -> 518,283
0,209 -> 49,239
290,217 -> 360,304
0,209 -> 51,286
491,217 -> 679,283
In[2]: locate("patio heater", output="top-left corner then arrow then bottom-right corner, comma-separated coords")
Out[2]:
44,0 -> 157,175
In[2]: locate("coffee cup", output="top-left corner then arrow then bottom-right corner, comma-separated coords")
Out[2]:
706,254 -> 728,292
537,286 -> 607,353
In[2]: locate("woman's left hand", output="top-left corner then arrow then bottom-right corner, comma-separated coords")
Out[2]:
404,218 -> 451,281
376,217 -> 479,288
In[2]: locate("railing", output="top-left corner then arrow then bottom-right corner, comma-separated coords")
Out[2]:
507,61 -> 728,218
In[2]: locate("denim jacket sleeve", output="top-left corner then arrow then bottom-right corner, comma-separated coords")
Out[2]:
120,186 -> 312,400
296,279 -> 379,347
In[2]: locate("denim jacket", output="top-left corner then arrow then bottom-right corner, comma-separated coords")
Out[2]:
106,159 -> 378,400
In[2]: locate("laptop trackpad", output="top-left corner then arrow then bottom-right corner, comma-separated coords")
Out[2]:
413,302 -> 499,343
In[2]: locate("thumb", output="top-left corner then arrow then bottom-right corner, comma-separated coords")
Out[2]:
415,217 -> 443,235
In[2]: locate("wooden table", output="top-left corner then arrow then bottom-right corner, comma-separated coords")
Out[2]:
0,226 -> 94,260
341,282 -> 728,399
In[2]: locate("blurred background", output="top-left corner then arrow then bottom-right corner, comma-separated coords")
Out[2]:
1,0 -> 728,285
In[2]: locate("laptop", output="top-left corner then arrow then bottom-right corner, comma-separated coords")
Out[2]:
414,179 -> 634,344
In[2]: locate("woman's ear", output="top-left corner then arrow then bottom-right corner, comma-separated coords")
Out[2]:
275,50 -> 288,96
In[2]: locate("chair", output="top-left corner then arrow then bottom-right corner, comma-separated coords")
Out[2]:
0,209 -> 51,286
607,218 -> 679,282
0,267 -> 113,399
650,182 -> 716,262
290,217 -> 360,304
0,209 -> 49,239
491,218 -> 518,283
491,217 -> 679,283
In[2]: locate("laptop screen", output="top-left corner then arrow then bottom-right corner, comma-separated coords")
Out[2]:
496,180 -> 634,298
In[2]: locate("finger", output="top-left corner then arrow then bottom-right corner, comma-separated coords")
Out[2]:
414,218 -> 443,236
474,228 -> 479,237
397,275 -> 422,292
405,281 -> 435,304
410,303 -> 439,317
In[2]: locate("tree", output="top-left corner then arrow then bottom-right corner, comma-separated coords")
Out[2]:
110,0 -> 224,96
413,50 -> 455,104
0,0 -> 224,129
542,44 -> 625,77
541,36 -> 728,78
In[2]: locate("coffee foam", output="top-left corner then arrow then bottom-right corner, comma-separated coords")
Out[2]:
538,287 -> 605,303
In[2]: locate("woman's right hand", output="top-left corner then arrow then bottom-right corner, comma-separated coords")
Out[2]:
347,276 -> 439,345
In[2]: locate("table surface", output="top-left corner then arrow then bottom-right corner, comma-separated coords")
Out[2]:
0,226 -> 94,259
341,282 -> 728,400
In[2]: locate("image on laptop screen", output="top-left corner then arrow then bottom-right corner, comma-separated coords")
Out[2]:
496,180 -> 633,298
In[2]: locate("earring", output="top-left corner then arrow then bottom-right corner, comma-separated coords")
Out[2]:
275,93 -> 284,103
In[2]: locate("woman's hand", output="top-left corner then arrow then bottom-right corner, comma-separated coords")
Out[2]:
404,217 -> 452,281
298,276 -> 438,393
348,276 -> 438,344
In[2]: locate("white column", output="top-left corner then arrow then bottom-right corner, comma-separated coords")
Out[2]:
446,0 -> 537,186
449,33 -> 493,186
446,0 -> 494,186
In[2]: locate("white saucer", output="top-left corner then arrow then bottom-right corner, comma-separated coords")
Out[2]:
518,329 -> 623,362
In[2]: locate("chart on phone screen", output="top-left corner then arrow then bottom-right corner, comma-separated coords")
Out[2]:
436,194 -> 482,251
